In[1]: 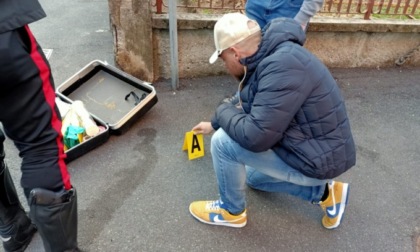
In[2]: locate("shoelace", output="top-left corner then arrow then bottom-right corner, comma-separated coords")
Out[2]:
206,200 -> 221,211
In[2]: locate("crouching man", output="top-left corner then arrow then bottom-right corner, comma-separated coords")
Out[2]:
189,13 -> 356,229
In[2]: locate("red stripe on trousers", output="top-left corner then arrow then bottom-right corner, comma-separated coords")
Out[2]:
24,25 -> 71,190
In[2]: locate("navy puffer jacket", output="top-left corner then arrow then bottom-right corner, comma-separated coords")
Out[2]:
211,18 -> 356,179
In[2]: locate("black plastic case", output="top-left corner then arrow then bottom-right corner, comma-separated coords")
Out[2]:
56,60 -> 158,163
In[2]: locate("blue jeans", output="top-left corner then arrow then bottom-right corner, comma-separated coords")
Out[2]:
211,129 -> 327,214
245,0 -> 303,28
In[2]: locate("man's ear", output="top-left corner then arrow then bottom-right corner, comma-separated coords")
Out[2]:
230,47 -> 241,60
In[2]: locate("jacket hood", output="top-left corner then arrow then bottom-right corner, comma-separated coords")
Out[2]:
240,18 -> 306,71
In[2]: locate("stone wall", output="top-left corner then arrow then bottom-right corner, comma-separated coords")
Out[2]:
108,0 -> 154,82
306,18 -> 420,68
108,1 -> 420,81
153,14 -> 420,80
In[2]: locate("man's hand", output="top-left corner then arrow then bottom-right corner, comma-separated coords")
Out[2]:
192,122 -> 214,135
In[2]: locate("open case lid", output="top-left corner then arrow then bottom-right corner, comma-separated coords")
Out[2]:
56,60 -> 158,135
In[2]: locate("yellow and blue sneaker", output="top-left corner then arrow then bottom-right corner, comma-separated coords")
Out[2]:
319,181 -> 350,229
189,200 -> 247,228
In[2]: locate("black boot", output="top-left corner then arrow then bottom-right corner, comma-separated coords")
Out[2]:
0,159 -> 37,252
29,187 -> 79,252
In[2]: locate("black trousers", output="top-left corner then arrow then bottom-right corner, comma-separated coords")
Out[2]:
0,26 -> 71,193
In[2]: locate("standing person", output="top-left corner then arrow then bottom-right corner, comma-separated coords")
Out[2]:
189,13 -> 356,229
0,0 -> 80,251
245,0 -> 324,30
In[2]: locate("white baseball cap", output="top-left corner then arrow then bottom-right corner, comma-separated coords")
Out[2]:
209,13 -> 261,64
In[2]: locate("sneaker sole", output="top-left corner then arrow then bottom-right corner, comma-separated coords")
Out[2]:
189,205 -> 247,228
325,183 -> 350,230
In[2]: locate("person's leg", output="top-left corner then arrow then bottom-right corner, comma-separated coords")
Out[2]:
0,26 -> 78,251
245,0 -> 304,29
211,129 -> 349,229
210,129 -> 327,214
0,129 -> 37,252
191,129 -> 350,229
245,166 -> 326,202
189,129 -> 328,228
244,0 -> 268,28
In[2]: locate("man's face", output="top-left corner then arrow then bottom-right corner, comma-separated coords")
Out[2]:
220,49 -> 245,81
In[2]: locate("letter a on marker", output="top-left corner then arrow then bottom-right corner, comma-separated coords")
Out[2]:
191,135 -> 201,153
182,131 -> 204,160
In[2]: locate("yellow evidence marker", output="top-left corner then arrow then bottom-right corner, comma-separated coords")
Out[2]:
182,131 -> 204,160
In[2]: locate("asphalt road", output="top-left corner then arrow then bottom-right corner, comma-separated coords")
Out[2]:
1,0 -> 419,251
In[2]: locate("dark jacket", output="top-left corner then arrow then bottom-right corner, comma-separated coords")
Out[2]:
0,0 -> 46,33
211,18 -> 356,179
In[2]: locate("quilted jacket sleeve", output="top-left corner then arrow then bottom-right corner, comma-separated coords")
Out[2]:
212,51 -> 313,152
